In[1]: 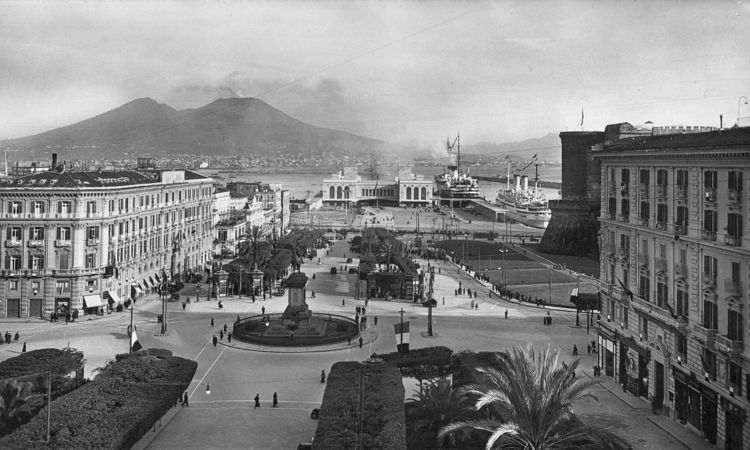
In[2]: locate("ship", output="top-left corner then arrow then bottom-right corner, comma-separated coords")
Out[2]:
495,160 -> 551,229
433,134 -> 480,201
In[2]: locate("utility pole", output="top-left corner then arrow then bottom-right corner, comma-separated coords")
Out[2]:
399,308 -> 405,346
427,269 -> 434,337
46,368 -> 51,443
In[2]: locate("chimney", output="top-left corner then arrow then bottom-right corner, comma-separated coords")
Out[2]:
514,174 -> 521,190
720,114 -> 723,129
51,153 -> 58,169
522,175 -> 529,191
31,162 -> 37,173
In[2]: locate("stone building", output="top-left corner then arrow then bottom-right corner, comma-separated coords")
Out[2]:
322,166 -> 432,207
0,166 -> 214,318
594,127 -> 749,448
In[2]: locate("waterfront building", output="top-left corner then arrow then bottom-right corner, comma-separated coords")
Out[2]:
0,160 -> 214,318
594,127 -> 749,448
322,166 -> 432,207
226,181 -> 289,239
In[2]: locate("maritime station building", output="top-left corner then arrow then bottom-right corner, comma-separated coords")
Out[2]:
322,166 -> 433,207
594,126 -> 749,448
0,157 -> 215,318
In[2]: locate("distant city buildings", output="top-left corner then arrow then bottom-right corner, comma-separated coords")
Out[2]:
594,126 -> 748,448
322,166 -> 433,207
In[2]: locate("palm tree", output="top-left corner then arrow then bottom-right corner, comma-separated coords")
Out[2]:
238,225 -> 264,269
378,240 -> 399,271
439,345 -> 629,450
405,377 -> 469,450
0,380 -> 45,434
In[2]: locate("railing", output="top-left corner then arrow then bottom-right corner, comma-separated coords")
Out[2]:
728,189 -> 742,203
655,185 -> 668,197
55,239 -> 71,247
637,253 -> 649,267
4,239 -> 22,247
716,334 -> 744,356
675,264 -> 688,279
693,323 -> 717,345
620,185 -> 629,196
639,185 -> 649,196
724,234 -> 742,247
654,257 -> 667,273
53,267 -> 105,276
618,247 -> 630,261
702,273 -> 717,288
618,213 -> 630,223
86,238 -> 100,246
639,217 -> 650,228
655,221 -> 667,231
676,185 -> 688,199
724,279 -> 742,297
704,188 -> 716,202
674,224 -> 687,236
27,239 -> 44,247
701,229 -> 717,241
604,244 -> 616,258
675,316 -> 688,333
607,211 -> 616,220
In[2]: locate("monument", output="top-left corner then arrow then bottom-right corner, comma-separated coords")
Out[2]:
281,272 -> 312,324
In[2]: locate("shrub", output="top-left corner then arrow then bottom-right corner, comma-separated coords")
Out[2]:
0,348 -> 85,401
0,349 -> 196,450
313,362 -> 405,450
374,346 -> 453,380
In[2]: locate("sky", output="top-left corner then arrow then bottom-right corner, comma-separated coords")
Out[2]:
1,0 -> 749,148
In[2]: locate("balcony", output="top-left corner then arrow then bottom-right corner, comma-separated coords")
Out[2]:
676,185 -> 688,199
724,234 -> 742,247
86,238 -> 100,246
675,264 -> 688,280
27,239 -> 44,247
637,253 -> 649,268
55,239 -> 71,247
656,185 -> 668,198
55,212 -> 71,219
724,279 -> 743,297
693,323 -> 717,346
654,257 -> 667,273
716,334 -> 744,356
617,247 -> 630,261
728,189 -> 742,204
655,221 -> 668,231
674,224 -> 687,236
701,229 -> 717,241
4,239 -> 22,247
606,211 -> 616,220
618,213 -> 630,223
704,188 -> 716,203
703,273 -> 717,289
675,316 -> 689,333
639,185 -> 649,197
620,185 -> 630,196
639,217 -> 650,228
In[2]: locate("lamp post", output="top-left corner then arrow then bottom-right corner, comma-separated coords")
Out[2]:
738,96 -> 748,125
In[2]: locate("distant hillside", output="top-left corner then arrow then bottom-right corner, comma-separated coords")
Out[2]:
463,132 -> 561,162
0,97 -> 384,159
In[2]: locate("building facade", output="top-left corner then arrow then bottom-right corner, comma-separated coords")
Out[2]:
0,168 -> 214,318
322,166 -> 432,207
594,127 -> 749,448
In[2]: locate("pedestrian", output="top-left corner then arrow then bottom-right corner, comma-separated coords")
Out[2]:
356,306 -> 360,315
211,317 -> 214,327
65,312 -> 70,324
442,297 -> 445,305
359,336 -> 363,348
182,302 -> 186,311
212,335 -> 218,347
374,316 -> 378,326
228,332 -> 232,343
254,393 -> 260,408
573,344 -> 578,356
182,391 -> 189,407
321,370 -> 326,383
224,323 -> 227,333
587,343 -> 591,355
219,330 -> 224,340
236,314 -> 241,323
504,309 -> 508,319
348,336 -> 351,345
262,306 -> 266,316
4,332 -> 10,344
13,331 -> 19,342
273,392 -> 278,407
22,342 -> 26,353
475,303 -> 478,310
342,299 -> 345,306
470,300 -> 474,309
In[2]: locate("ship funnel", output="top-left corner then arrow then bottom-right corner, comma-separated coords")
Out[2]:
514,175 -> 521,190
522,175 -> 529,191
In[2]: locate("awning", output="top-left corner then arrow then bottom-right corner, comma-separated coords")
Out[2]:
154,274 -> 161,282
83,294 -> 104,309
131,284 -> 143,295
143,279 -> 151,289
105,290 -> 122,305
149,276 -> 155,286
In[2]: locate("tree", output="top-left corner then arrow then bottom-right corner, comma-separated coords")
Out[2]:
362,229 -> 378,256
439,345 -> 629,450
405,377 -> 469,450
0,380 -> 45,435
238,225 -> 267,269
378,240 -> 399,271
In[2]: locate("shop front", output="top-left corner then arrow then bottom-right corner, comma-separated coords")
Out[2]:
722,396 -> 745,450
104,290 -> 123,312
597,326 -> 617,378
82,294 -> 104,316
619,336 -> 650,398
673,368 -> 717,444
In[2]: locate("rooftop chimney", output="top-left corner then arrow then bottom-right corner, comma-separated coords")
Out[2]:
51,153 -> 58,169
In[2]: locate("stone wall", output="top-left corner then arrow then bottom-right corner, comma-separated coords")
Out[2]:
539,200 -> 600,257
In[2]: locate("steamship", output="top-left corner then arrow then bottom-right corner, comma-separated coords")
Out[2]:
433,134 -> 480,200
495,162 -> 551,229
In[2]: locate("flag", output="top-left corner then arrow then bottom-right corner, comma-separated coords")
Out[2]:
569,287 -> 579,307
394,321 -> 410,353
130,328 -> 143,352
616,277 -> 633,300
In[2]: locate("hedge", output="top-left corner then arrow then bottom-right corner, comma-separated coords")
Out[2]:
0,349 -> 196,450
450,350 -> 506,387
0,347 -> 85,400
313,361 -> 406,450
374,346 -> 453,380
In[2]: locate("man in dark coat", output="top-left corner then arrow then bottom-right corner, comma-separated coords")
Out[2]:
273,392 -> 278,407
254,393 -> 260,408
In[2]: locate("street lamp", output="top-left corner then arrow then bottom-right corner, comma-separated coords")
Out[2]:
738,96 -> 748,125
206,384 -> 211,395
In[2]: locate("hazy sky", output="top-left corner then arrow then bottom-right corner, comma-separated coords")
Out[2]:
1,0 -> 749,147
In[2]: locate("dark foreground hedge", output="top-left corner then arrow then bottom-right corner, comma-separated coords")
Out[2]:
313,361 -> 406,450
374,346 -> 453,380
0,347 -> 85,399
0,348 -> 196,450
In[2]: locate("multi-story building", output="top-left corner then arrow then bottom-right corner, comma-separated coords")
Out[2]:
594,127 -> 749,448
0,165 -> 214,318
322,166 -> 433,207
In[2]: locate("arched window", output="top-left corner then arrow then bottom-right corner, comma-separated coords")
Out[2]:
421,187 -> 427,200
344,187 -> 350,199
337,186 -> 342,199
406,186 -> 412,200
329,186 -> 335,199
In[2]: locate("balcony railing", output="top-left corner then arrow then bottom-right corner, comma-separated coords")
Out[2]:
607,211 -> 616,220
704,188 -> 716,203
27,239 -> 44,247
703,273 -> 717,288
676,185 -> 688,199
637,253 -> 649,268
55,239 -> 71,247
620,185 -> 630,196
655,221 -> 668,231
639,217 -> 650,228
728,189 -> 742,203
701,229 -> 717,241
724,234 -> 742,247
656,185 -> 668,197
724,279 -> 742,297
639,185 -> 649,196
693,323 -> 717,346
654,257 -> 667,273
716,334 -> 744,356
675,316 -> 688,333
618,213 -> 630,223
675,264 -> 688,279
4,239 -> 22,247
86,238 -> 100,246
674,224 -> 687,236
618,247 -> 630,261
604,244 -> 616,258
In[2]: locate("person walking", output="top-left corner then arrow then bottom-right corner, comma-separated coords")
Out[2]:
211,317 -> 214,327
273,392 -> 278,407
358,336 -> 363,348
504,309 -> 508,319
182,391 -> 189,407
320,370 -> 326,383
227,332 -> 232,343
572,344 -> 578,356
587,343 -> 591,355
219,330 -> 224,340
182,302 -> 186,311
342,299 -> 345,307
212,335 -> 218,347
347,336 -> 351,345
374,316 -> 378,326
254,393 -> 260,408
13,331 -> 19,342
223,323 -> 228,333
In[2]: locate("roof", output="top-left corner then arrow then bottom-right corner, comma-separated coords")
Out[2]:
0,170 -> 159,188
602,126 -> 750,152
183,169 -> 210,180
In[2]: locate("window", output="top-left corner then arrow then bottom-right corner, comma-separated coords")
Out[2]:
6,227 -> 22,241
640,316 -> 649,340
29,254 -> 44,270
728,362 -> 742,396
9,201 -> 23,214
676,206 -> 688,233
620,168 -> 630,195
55,280 -> 71,294
656,281 -> 668,309
676,334 -> 687,360
31,281 -> 40,295
639,274 -> 650,301
57,201 -> 71,214
703,298 -> 718,329
620,234 -> 630,254
9,279 -> 19,290
676,289 -> 688,317
56,227 -> 71,240
656,204 -> 668,229
58,252 -> 69,270
32,201 -> 45,214
728,309 -> 743,341
656,169 -> 668,187
639,169 -> 650,187
86,253 -> 96,269
703,210 -> 718,233
6,255 -> 21,270
676,170 -> 688,188
620,199 -> 630,219
728,171 -> 743,191
704,255 -> 718,281
30,227 -> 44,240
727,213 -> 743,239
703,349 -> 717,380
608,197 -> 617,218
704,170 -> 718,189
639,201 -> 649,220
623,308 -> 629,329
87,201 -> 96,214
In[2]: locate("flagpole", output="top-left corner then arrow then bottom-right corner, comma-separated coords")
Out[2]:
129,302 -> 134,354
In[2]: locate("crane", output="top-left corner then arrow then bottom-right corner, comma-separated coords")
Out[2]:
3,149 -> 22,177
